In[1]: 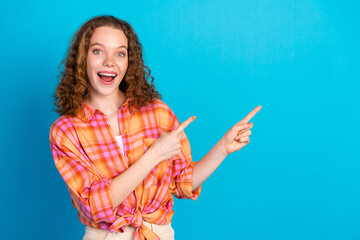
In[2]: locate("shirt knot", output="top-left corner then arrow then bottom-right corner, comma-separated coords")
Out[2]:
130,209 -> 143,228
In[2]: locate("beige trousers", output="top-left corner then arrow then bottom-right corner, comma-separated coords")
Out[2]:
82,221 -> 175,240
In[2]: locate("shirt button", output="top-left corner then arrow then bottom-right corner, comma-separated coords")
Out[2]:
123,129 -> 127,134
127,153 -> 131,157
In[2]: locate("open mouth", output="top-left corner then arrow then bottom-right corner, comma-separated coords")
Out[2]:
97,72 -> 117,82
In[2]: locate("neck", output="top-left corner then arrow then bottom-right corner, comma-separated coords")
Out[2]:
85,90 -> 127,116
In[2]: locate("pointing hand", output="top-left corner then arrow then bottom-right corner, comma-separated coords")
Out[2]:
220,106 -> 262,154
149,116 -> 196,164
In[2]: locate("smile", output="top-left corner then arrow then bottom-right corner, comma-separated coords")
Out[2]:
97,72 -> 118,82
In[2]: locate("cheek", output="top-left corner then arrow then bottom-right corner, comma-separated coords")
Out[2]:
86,57 -> 93,75
115,60 -> 128,74
122,59 -> 129,71
86,56 -> 102,76
87,55 -> 96,69
86,60 -> 97,82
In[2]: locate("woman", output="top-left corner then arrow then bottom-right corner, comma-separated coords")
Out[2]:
50,15 -> 261,240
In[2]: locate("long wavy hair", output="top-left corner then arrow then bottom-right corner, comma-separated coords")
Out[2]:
54,15 -> 161,116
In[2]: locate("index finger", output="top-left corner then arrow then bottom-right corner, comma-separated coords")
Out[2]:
173,116 -> 196,135
237,106 -> 262,124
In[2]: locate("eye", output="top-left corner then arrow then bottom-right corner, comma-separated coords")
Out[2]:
117,52 -> 126,57
93,49 -> 102,54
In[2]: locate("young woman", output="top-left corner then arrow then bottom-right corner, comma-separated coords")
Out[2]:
50,15 -> 261,240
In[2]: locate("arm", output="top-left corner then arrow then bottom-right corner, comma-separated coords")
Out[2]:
50,137 -> 116,223
109,149 -> 159,209
192,106 -> 262,190
111,116 -> 196,207
50,115 -> 196,218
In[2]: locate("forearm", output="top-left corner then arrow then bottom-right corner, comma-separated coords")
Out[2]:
110,149 -> 159,210
110,116 -> 197,209
192,139 -> 228,191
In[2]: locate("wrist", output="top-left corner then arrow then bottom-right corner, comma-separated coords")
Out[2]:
142,147 -> 160,167
217,138 -> 229,158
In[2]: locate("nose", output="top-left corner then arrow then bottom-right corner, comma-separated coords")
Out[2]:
103,54 -> 115,67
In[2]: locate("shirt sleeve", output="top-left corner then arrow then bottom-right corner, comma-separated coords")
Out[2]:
49,121 -> 116,224
156,101 -> 201,200
169,134 -> 201,200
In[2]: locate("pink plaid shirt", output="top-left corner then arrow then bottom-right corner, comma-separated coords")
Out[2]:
50,99 -> 201,240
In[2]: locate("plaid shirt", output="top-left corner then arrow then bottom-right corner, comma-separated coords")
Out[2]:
49,99 -> 201,240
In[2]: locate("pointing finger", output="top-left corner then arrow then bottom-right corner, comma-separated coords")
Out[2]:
173,116 -> 196,135
233,122 -> 252,132
237,106 -> 262,125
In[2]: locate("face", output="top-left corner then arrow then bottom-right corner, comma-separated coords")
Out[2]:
86,26 -> 128,100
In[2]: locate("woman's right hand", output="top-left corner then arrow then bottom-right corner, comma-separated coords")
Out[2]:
147,116 -> 196,165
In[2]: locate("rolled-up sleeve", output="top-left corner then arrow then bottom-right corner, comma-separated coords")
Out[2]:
50,123 -> 116,224
170,159 -> 201,200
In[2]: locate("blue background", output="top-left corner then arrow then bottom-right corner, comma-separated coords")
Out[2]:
1,0 -> 359,239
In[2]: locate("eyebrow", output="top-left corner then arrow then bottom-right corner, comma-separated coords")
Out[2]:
90,42 -> 128,49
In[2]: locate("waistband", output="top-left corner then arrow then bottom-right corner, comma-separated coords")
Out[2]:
84,221 -> 173,240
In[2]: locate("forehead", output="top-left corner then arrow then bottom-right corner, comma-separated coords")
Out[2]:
90,26 -> 128,47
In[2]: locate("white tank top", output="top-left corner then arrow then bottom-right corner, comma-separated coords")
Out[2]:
115,135 -> 124,155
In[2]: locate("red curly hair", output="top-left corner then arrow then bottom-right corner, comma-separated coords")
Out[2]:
54,15 -> 161,116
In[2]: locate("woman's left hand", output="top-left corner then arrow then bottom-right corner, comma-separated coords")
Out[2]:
220,106 -> 262,154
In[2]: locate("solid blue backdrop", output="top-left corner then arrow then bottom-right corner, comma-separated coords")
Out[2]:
1,0 -> 359,239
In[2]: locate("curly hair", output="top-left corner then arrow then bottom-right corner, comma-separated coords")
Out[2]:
54,15 -> 161,116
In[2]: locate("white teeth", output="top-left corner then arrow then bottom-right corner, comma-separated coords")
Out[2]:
98,73 -> 117,77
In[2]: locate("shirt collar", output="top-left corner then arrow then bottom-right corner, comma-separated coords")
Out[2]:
77,98 -> 131,123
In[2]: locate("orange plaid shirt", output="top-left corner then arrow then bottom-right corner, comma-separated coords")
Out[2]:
49,99 -> 201,240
